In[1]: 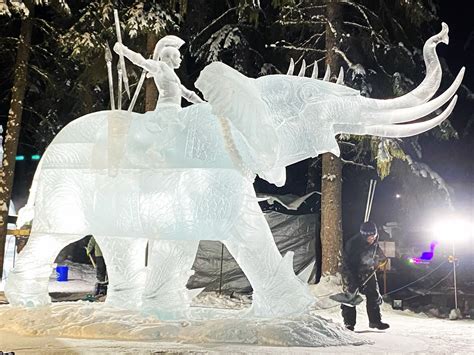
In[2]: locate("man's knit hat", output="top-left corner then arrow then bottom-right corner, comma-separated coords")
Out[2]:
360,221 -> 378,236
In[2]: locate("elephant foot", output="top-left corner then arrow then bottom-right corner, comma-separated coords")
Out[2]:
104,290 -> 142,310
247,291 -> 315,318
141,288 -> 202,320
248,252 -> 316,318
5,278 -> 52,307
142,305 -> 192,320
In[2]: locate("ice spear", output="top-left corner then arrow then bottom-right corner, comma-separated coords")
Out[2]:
117,67 -> 123,110
104,43 -> 116,110
113,9 -> 130,100
127,67 -> 146,112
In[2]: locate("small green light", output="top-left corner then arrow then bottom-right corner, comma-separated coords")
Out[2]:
15,155 -> 25,161
31,154 -> 41,160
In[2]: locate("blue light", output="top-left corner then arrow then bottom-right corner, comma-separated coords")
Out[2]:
15,155 -> 25,161
31,154 -> 41,160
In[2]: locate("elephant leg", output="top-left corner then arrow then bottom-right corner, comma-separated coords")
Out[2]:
5,233 -> 81,306
94,236 -> 147,310
223,199 -> 315,318
141,239 -> 200,319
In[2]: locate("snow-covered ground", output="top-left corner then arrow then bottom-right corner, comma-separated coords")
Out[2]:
0,266 -> 472,354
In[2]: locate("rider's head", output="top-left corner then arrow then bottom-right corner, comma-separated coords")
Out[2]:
160,47 -> 182,69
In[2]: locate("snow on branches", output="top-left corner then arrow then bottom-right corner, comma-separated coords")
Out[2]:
0,0 -> 70,18
125,2 -> 180,38
60,1 -> 180,60
194,25 -> 246,64
405,154 -> 452,204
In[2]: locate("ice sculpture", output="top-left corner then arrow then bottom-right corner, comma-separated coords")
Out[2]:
6,24 -> 463,319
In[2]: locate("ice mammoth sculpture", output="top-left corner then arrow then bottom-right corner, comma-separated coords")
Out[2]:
6,23 -> 463,319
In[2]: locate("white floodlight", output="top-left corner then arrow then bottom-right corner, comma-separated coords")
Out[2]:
430,214 -> 473,315
432,216 -> 474,242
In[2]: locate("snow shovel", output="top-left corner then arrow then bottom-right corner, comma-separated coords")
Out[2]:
329,291 -> 364,307
329,269 -> 378,307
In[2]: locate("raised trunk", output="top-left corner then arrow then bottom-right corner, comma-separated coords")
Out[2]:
320,0 -> 343,276
145,33 -> 158,112
0,4 -> 34,276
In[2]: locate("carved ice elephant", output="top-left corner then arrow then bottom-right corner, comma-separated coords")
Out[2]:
5,103 -> 317,318
6,23 -> 463,319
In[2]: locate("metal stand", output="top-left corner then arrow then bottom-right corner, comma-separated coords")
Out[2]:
452,242 -> 458,310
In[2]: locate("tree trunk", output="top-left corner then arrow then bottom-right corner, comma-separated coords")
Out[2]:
320,0 -> 343,276
145,32 -> 158,112
0,4 -> 34,277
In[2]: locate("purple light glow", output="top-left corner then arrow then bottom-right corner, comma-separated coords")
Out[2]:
409,241 -> 439,265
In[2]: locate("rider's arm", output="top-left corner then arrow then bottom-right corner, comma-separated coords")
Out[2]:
113,43 -> 160,75
180,85 -> 204,104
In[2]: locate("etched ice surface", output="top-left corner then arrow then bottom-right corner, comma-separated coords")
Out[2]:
6,25 -> 463,320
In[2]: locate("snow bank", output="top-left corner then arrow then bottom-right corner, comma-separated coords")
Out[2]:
1,276 -> 473,353
0,301 -> 367,347
0,274 -> 367,348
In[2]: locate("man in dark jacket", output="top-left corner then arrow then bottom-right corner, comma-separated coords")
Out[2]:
341,221 -> 389,331
85,236 -> 108,297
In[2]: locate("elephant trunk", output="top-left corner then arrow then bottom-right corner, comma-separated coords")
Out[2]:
362,22 -> 449,111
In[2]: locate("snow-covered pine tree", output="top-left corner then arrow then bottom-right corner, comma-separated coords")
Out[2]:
0,0 -> 71,288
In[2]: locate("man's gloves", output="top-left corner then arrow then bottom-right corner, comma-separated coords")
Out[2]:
377,258 -> 389,270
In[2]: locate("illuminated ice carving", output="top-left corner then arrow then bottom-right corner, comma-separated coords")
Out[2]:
6,24 -> 463,319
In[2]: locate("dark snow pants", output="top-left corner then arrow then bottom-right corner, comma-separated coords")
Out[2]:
341,273 -> 382,327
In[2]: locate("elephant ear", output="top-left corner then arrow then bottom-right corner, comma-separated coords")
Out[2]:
196,62 -> 281,178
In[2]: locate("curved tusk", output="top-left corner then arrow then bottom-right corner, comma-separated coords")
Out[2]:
311,61 -> 319,79
364,67 -> 464,123
335,96 -> 457,137
364,96 -> 457,137
363,23 -> 449,110
336,67 -> 344,85
298,59 -> 307,77
287,58 -> 295,75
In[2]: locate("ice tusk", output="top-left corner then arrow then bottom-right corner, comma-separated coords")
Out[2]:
334,96 -> 457,137
364,68 -> 463,123
365,96 -> 457,137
